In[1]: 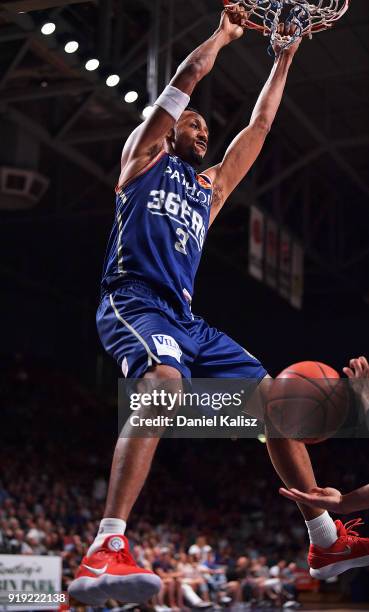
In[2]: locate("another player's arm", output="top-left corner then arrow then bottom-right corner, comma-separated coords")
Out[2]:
206,33 -> 301,226
279,484 -> 369,514
117,10 -> 244,189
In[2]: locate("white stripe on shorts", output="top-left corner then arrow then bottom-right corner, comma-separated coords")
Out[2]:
109,293 -> 161,373
116,191 -> 126,274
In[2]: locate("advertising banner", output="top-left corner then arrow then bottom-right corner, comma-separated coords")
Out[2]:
0,555 -> 62,610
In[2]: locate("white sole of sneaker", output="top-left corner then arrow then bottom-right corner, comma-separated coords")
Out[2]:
100,572 -> 162,602
68,576 -> 108,606
310,554 -> 369,579
68,572 -> 162,606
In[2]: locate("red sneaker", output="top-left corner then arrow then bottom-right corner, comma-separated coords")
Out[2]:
68,535 -> 162,606
309,518 -> 369,579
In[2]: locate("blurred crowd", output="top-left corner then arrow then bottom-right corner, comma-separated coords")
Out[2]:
1,355 -> 369,609
0,448 -> 304,609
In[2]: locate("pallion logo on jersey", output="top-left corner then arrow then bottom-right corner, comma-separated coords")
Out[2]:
152,334 -> 182,363
164,165 -> 212,207
196,174 -> 212,190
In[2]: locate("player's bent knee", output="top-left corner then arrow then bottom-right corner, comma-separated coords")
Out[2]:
140,364 -> 183,394
134,364 -> 183,419
144,364 -> 182,381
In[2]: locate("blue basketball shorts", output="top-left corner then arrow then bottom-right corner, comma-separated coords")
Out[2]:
96,280 -> 267,380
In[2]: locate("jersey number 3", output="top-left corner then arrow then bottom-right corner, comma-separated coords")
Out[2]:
175,228 -> 189,255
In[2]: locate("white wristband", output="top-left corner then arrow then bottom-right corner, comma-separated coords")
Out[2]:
154,85 -> 190,122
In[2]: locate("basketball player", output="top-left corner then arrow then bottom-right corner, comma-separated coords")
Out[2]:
68,5 -> 369,605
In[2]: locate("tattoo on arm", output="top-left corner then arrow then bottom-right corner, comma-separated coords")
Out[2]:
212,183 -> 224,209
209,183 -> 225,226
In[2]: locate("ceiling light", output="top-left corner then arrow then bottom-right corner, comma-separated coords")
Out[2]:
142,105 -> 154,119
124,91 -> 138,104
64,40 -> 79,54
106,74 -> 120,87
41,22 -> 56,35
85,58 -> 99,71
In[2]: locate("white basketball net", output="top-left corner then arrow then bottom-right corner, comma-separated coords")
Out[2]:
227,0 -> 350,52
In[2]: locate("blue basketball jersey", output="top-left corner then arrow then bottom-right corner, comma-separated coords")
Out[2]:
101,151 -> 213,308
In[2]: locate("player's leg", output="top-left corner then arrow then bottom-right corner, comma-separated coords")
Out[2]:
192,322 -> 328,525
68,364 -> 181,606
265,435 -> 321,519
68,283 -> 192,605
259,376 -> 340,550
259,376 -> 329,524
103,364 -> 182,521
265,436 -> 339,543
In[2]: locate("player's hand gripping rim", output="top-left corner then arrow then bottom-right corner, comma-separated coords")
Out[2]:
220,2 -> 248,42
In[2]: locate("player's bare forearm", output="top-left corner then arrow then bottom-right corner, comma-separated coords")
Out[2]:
208,54 -> 294,222
250,52 -> 293,133
343,485 -> 369,513
171,5 -> 246,92
207,33 -> 301,224
280,483 -> 369,514
173,29 -> 232,93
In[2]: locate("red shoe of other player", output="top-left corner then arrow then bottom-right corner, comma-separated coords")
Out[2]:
68,535 -> 162,606
309,518 -> 369,579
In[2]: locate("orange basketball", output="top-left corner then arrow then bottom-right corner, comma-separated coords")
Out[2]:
266,361 -> 348,444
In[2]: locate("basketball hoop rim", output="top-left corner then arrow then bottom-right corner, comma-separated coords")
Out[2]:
222,0 -> 351,37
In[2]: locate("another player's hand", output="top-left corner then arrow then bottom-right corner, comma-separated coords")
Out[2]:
343,355 -> 369,425
219,3 -> 247,43
272,24 -> 302,59
343,356 -> 369,379
279,486 -> 346,513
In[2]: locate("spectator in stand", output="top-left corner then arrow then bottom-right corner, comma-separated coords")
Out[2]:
152,548 -> 182,610
8,529 -> 33,554
199,547 -> 231,605
225,555 -> 251,603
270,560 -> 300,609
247,556 -> 281,606
177,551 -> 212,608
189,536 -> 212,563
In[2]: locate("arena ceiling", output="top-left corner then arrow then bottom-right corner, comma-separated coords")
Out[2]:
0,0 -> 368,311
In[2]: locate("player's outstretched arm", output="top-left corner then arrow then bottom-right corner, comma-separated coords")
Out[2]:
117,8 -> 245,189
279,484 -> 369,514
206,28 -> 301,225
